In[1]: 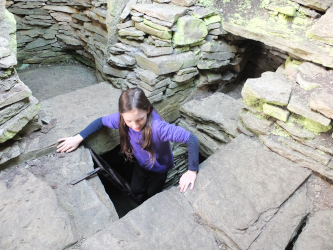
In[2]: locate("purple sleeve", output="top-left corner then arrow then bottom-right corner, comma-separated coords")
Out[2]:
185,133 -> 199,172
156,121 -> 190,143
102,113 -> 120,129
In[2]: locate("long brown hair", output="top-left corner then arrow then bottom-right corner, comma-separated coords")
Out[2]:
118,88 -> 154,165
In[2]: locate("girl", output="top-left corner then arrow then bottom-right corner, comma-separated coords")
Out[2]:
57,87 -> 199,202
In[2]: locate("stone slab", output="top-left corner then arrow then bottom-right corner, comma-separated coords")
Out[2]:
276,119 -> 315,139
292,0 -> 331,12
0,140 -> 20,165
294,210 -> 333,250
180,93 -> 244,137
0,53 -> 17,69
296,72 -> 321,90
134,67 -> 167,85
80,188 -> 219,250
0,98 -> 29,125
43,5 -> 79,13
241,72 -> 293,106
0,96 -> 40,143
0,168 -> 77,249
119,27 -> 145,37
278,136 -> 331,166
239,109 -> 273,135
260,135 -> 333,182
135,51 -> 198,75
184,134 -> 311,249
307,7 -> 333,46
310,88 -> 333,119
173,16 -> 208,46
4,82 -> 121,167
28,147 -> 118,238
140,43 -> 173,57
103,64 -> 131,78
249,186 -> 310,250
287,94 -> 331,126
135,22 -> 171,40
178,119 -> 224,157
131,3 -> 187,24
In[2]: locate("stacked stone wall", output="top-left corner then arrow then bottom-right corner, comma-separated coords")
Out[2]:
6,0 -> 108,80
1,1 -> 41,165
240,59 -> 333,182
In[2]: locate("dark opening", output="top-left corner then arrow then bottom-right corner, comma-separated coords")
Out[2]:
95,144 -> 207,218
96,144 -> 139,218
285,215 -> 308,250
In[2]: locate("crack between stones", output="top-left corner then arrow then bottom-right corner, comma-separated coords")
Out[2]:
246,175 -> 311,249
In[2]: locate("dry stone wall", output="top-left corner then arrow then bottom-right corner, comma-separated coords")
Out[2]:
0,0 -> 41,165
106,1 -> 247,103
240,59 -> 333,182
6,0 -> 107,79
5,0 -> 253,121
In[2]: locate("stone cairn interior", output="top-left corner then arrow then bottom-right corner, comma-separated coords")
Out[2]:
1,0 -> 333,249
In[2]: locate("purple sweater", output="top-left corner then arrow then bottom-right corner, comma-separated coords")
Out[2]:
102,111 -> 190,173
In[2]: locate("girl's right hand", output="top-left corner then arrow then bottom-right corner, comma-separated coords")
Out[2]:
57,134 -> 84,153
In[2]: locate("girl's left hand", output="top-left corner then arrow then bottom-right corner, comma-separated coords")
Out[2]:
179,170 -> 197,193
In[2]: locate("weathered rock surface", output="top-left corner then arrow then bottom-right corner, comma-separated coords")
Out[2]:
240,109 -> 274,135
0,167 -> 77,249
287,94 -> 331,127
0,96 -> 40,143
135,51 -> 198,75
221,0 -> 333,68
172,16 -> 208,46
79,134 -> 312,249
81,188 -> 220,250
185,135 -> 311,249
310,88 -> 333,119
294,210 -> 333,250
260,135 -> 333,182
307,7 -> 333,46
249,186 -> 310,250
131,4 -> 187,24
241,72 -> 293,106
180,92 -> 244,137
0,146 -> 118,249
4,82 -> 121,167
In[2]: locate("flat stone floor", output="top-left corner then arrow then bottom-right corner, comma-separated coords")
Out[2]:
16,62 -> 97,101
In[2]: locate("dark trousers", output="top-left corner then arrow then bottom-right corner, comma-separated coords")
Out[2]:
131,163 -> 167,203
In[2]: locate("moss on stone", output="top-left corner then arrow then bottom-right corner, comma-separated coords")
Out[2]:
271,124 -> 291,138
276,6 -> 296,17
289,114 -> 332,133
0,68 -> 13,79
263,103 -> 290,122
285,56 -> 302,68
204,15 -> 221,25
303,118 -> 332,133
198,0 -> 215,8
